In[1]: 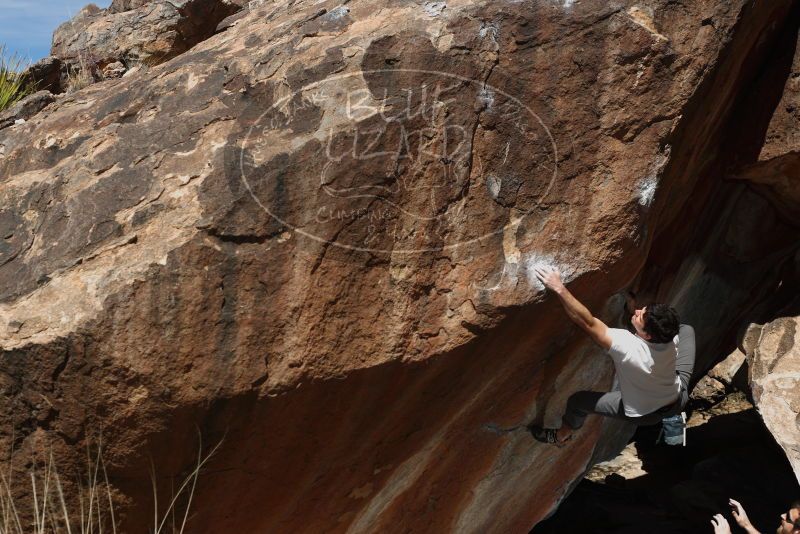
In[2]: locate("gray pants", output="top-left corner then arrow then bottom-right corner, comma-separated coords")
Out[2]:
562,324 -> 696,430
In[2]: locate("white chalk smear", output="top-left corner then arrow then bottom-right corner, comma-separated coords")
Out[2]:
423,1 -> 446,17
636,176 -> 658,207
522,252 -> 578,291
324,6 -> 350,20
479,21 -> 499,41
477,86 -> 494,109
486,175 -> 501,199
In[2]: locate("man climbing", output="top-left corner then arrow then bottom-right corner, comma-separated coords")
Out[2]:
528,266 -> 694,446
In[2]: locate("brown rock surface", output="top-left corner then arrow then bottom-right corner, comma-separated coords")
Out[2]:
108,0 -> 155,13
50,0 -> 241,78
729,11 -> 800,225
110,0 -> 248,14
1,0 -> 799,532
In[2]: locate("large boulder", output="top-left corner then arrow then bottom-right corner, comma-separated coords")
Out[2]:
1,0 -> 797,532
50,0 -> 241,88
745,316 -> 800,481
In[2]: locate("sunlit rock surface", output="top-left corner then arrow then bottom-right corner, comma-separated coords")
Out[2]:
1,0 -> 798,531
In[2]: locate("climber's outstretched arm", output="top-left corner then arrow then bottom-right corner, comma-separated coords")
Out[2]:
534,266 -> 613,350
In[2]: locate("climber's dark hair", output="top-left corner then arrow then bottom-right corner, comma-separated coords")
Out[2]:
643,303 -> 680,343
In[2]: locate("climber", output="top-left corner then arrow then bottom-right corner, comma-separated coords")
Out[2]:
710,498 -> 800,534
528,266 -> 693,446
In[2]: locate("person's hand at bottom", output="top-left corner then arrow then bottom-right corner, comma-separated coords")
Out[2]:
711,513 -> 732,534
729,498 -> 753,530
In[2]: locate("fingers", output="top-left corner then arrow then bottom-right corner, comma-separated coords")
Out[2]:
728,498 -> 743,517
533,266 -> 559,279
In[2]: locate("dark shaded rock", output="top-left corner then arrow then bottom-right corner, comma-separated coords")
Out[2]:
534,391 -> 799,534
733,152 -> 800,225
20,56 -> 64,94
0,91 -> 55,130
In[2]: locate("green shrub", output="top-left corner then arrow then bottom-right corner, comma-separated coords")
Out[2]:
0,45 -> 33,114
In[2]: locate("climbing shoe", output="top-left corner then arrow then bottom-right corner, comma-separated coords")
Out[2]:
528,424 -> 572,447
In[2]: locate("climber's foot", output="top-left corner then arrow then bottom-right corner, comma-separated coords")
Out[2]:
528,424 -> 573,447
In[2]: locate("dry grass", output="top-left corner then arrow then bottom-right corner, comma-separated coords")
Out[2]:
0,433 -> 222,534
0,443 -> 116,534
65,50 -> 100,94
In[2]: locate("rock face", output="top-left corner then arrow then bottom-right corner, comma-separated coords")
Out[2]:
20,57 -> 64,94
744,312 -> 800,482
0,91 -> 55,130
49,0 -> 241,90
732,19 -> 800,225
1,0 -> 799,532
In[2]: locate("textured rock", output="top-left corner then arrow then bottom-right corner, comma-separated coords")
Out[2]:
692,375 -> 727,406
729,11 -> 800,225
102,60 -> 127,79
0,0 -> 798,532
110,0 -> 248,14
108,0 -> 152,13
20,56 -> 64,94
708,349 -> 747,386
745,316 -> 800,482
734,152 -> 800,224
51,0 -> 241,77
0,91 -> 55,130
633,1 -> 800,381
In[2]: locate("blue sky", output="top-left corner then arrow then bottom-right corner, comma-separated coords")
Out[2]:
0,0 -> 112,64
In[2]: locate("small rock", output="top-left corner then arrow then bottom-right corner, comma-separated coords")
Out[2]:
707,347 -> 746,386
122,66 -> 141,78
103,61 -> 127,79
691,375 -> 726,406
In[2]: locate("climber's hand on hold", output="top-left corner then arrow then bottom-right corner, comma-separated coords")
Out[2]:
535,265 -> 612,349
534,266 -> 565,293
711,514 -> 732,534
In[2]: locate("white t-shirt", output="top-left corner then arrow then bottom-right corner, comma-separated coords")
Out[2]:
607,328 -> 681,417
